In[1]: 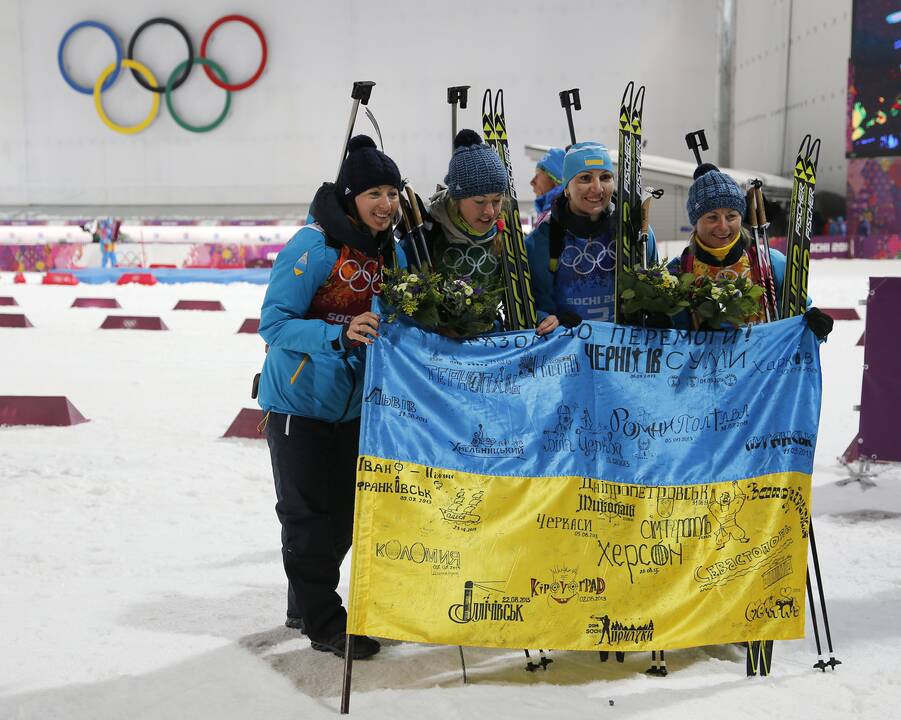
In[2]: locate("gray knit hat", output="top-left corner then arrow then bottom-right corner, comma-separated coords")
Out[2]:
686,163 -> 746,225
445,129 -> 508,199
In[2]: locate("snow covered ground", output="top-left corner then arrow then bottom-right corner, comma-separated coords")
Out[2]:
1,260 -> 900,719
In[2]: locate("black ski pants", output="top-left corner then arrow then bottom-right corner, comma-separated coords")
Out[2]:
266,412 -> 360,641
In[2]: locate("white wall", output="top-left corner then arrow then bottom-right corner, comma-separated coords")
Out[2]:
2,0 -> 721,208
732,0 -> 851,196
2,0 -> 853,209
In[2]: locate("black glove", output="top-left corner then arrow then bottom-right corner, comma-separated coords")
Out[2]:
558,311 -> 582,329
804,307 -> 833,340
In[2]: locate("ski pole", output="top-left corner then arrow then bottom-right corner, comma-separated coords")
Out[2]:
398,195 -> 423,270
809,518 -> 841,669
745,186 -> 772,322
752,182 -> 779,320
404,184 -> 432,269
364,106 -> 384,151
640,187 -> 664,269
336,81 -> 375,181
559,88 -> 581,145
806,569 -> 827,671
685,129 -> 708,166
447,85 -> 471,148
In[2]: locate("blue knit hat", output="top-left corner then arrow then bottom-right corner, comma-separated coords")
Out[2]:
687,163 -> 746,226
563,142 -> 614,187
536,147 -> 565,185
445,129 -> 508,199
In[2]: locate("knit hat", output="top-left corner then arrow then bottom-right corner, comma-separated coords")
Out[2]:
536,147 -> 565,185
445,129 -> 508,199
687,163 -> 746,225
563,142 -> 614,187
337,135 -> 402,207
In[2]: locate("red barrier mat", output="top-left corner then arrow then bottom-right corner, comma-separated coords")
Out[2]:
99,315 -> 168,330
0,296 -> 18,306
0,313 -> 33,327
173,300 -> 225,311
237,318 -> 260,334
842,432 -> 861,463
72,298 -> 121,308
857,332 -> 865,346
117,273 -> 157,286
821,308 -> 860,321
0,396 -> 88,426
42,272 -> 78,285
14,273 -> 26,284
223,408 -> 265,439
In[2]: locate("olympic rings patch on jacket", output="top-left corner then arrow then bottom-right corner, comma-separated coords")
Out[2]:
57,15 -> 266,135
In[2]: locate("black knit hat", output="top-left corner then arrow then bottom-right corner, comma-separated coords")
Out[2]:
337,135 -> 402,208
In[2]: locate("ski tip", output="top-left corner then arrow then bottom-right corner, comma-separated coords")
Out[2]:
633,84 -> 646,110
809,137 -> 822,166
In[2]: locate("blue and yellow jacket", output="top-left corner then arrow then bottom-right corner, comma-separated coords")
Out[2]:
257,183 -> 403,422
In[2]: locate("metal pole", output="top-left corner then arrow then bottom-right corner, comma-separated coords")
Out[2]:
559,88 -> 581,145
336,81 -> 375,182
447,86 -> 471,148
339,635 -> 355,714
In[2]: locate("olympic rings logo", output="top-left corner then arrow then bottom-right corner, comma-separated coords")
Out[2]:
338,259 -> 383,294
57,15 -> 266,135
443,246 -> 500,277
559,239 -> 616,275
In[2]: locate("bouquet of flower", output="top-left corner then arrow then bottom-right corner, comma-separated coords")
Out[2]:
381,267 -> 503,337
618,261 -> 765,329
618,262 -> 691,325
685,273 -> 765,329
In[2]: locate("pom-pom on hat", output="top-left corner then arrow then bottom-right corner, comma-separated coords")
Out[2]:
445,129 -> 508,199
686,163 -> 746,225
563,142 -> 614,187
337,135 -> 402,206
536,147 -> 565,185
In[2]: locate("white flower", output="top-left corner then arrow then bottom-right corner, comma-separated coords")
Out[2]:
406,274 -> 419,283
396,283 -> 408,292
404,291 -> 413,300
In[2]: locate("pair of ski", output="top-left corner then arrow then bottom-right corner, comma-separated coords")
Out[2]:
613,81 -> 661,324
782,135 -> 820,317
481,88 -> 538,331
745,134 -> 840,676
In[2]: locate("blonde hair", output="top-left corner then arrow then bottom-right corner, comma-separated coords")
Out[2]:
446,194 -> 511,254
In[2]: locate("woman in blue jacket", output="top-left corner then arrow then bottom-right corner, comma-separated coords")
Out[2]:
258,135 -> 403,660
527,142 -> 658,323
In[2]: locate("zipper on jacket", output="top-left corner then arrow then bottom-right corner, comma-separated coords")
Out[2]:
289,355 -> 309,384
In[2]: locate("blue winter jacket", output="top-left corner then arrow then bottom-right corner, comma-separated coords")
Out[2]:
527,195 -> 658,322
257,183 -> 404,422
